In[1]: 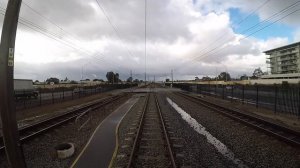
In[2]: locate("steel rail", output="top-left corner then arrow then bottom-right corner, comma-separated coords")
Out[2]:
127,93 -> 149,168
154,93 -> 177,167
126,93 -> 177,168
0,94 -> 125,151
175,92 -> 300,147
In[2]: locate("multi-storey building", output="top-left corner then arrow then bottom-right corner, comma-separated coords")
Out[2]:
264,42 -> 300,74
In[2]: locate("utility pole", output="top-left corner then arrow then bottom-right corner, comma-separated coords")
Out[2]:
144,0 -> 147,86
130,70 -> 132,82
171,69 -> 173,84
0,0 -> 26,167
144,73 -> 146,85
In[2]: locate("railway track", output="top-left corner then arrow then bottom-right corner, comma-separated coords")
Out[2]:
127,93 -> 176,168
0,94 -> 125,152
175,92 -> 300,147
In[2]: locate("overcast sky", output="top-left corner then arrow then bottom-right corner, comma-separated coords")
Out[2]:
1,0 -> 300,81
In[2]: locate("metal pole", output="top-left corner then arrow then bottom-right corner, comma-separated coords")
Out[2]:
215,84 -> 217,98
39,88 -> 42,106
231,85 -> 233,102
199,84 -> 202,94
0,0 -> 26,167
51,89 -> 54,104
222,84 -> 225,99
298,83 -> 300,119
144,0 -> 147,86
171,69 -> 173,87
274,84 -> 277,114
23,90 -> 25,108
62,87 -> 64,100
256,84 -> 259,108
242,85 -> 245,104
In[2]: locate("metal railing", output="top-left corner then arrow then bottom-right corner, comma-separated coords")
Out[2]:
171,83 -> 300,117
14,84 -> 137,110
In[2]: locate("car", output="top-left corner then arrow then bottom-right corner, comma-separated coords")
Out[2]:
225,86 -> 233,90
73,88 -> 86,94
95,87 -> 102,92
14,79 -> 39,99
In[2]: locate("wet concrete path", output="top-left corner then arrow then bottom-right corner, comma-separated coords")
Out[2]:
71,97 -> 139,168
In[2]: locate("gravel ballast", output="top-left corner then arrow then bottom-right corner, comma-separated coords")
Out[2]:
113,92 -> 237,167
0,94 -> 130,168
157,92 -> 235,167
168,92 -> 300,168
111,94 -> 146,167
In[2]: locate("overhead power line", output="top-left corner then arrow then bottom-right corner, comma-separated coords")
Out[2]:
195,0 -> 272,58
0,3 -> 131,73
94,0 -> 136,59
195,1 -> 300,61
0,10 -> 124,73
178,0 -> 300,71
21,1 -> 131,71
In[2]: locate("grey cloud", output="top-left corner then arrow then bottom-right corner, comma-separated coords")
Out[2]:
0,0 -> 296,81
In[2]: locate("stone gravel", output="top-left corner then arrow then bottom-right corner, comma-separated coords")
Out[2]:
113,92 -> 237,168
157,92 -> 234,167
168,92 -> 300,168
111,94 -> 146,167
0,94 -> 129,168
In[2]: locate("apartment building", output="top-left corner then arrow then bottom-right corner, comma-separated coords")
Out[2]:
264,42 -> 300,74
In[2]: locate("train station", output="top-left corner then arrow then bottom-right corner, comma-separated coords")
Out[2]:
0,0 -> 300,168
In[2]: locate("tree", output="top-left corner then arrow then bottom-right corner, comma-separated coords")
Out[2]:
70,80 -> 78,84
240,74 -> 248,80
218,72 -> 231,81
126,77 -> 133,83
202,76 -> 211,81
133,79 -> 139,83
46,77 -> 59,84
166,78 -> 170,82
115,73 -> 120,84
252,67 -> 263,79
106,71 -> 114,83
34,80 -> 39,83
64,77 -> 69,82
195,77 -> 200,81
106,71 -> 120,84
93,79 -> 104,82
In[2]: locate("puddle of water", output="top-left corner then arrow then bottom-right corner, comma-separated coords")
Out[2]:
167,97 -> 248,168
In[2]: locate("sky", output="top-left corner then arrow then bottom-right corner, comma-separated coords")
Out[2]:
1,0 -> 300,81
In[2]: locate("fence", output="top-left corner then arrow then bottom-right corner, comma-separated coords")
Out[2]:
171,83 -> 300,117
15,84 -> 137,110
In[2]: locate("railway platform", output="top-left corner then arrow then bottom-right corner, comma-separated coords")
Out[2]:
71,96 -> 139,168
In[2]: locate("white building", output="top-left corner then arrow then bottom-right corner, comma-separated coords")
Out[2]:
264,42 -> 300,74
